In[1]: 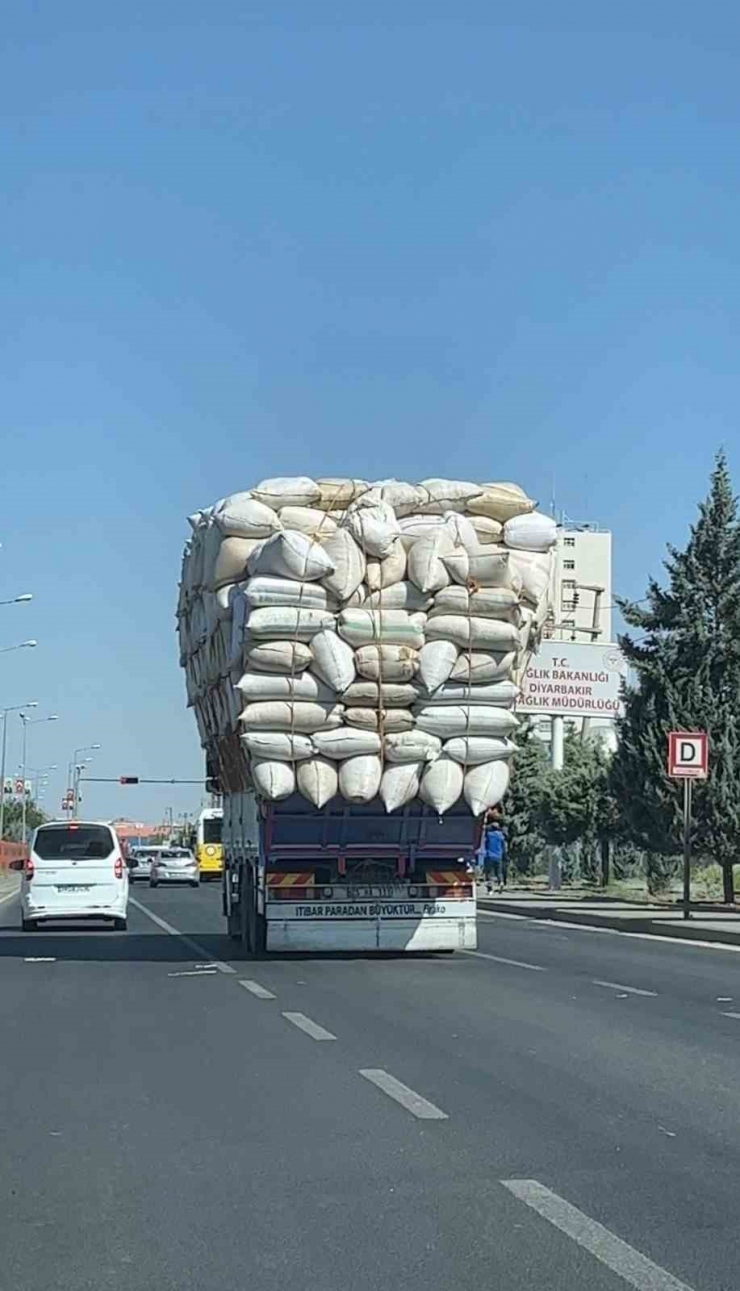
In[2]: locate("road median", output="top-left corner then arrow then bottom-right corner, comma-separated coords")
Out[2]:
478,891 -> 740,947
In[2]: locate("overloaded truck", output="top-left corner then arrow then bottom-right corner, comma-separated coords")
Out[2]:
178,475 -> 555,955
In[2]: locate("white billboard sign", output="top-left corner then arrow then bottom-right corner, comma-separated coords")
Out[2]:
519,643 -> 626,719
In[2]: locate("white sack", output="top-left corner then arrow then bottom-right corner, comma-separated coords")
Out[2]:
426,615 -> 520,651
464,760 -> 511,815
449,650 -> 517,685
310,629 -> 356,692
248,531 -> 335,582
442,546 -> 516,590
354,645 -> 419,682
250,759 -> 295,801
296,757 -> 339,808
278,506 -> 337,542
367,581 -> 431,612
443,512 -> 479,550
380,761 -> 423,813
245,641 -> 313,673
339,755 -> 382,804
338,609 -> 426,649
418,640 -> 459,692
407,529 -> 456,594
344,500 -> 400,558
213,537 -> 263,589
429,680 -> 519,706
419,758 -> 464,814
503,512 -> 558,552
345,708 -> 414,733
466,482 -> 536,523
315,478 -> 370,511
443,737 -> 517,765
247,606 -> 335,640
244,577 -> 336,610
252,476 -> 321,509
470,515 -> 504,544
235,672 -> 334,703
384,730 -> 442,764
366,538 -> 407,592
360,480 -> 424,516
312,728 -> 382,760
241,731 -> 314,760
214,493 -> 282,538
320,529 -> 366,602
418,479 -> 483,513
414,705 -> 519,739
506,549 -> 553,605
239,701 -> 344,733
343,681 -> 419,708
397,514 -> 446,551
431,586 -> 521,620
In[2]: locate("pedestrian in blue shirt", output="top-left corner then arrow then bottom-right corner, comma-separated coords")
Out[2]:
483,821 -> 508,894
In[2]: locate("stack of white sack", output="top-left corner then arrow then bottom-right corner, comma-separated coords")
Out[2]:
177,477 -> 556,816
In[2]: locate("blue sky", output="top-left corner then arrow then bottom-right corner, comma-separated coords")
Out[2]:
2,1 -> 739,821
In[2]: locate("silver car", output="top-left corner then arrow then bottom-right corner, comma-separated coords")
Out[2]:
149,848 -> 200,888
128,846 -> 162,882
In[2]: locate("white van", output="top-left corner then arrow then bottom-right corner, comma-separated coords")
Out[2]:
19,820 -> 129,932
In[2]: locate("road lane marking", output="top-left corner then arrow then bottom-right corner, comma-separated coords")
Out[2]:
167,968 -> 219,977
130,897 -> 237,974
240,979 -> 276,1000
502,1180 -> 694,1291
359,1069 -> 448,1120
461,949 -> 546,972
720,1010 -> 740,1019
0,886 -> 20,907
593,979 -> 657,997
24,957 -> 56,963
282,1011 -> 336,1041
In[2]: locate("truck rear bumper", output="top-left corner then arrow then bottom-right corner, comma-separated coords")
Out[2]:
265,916 -> 477,953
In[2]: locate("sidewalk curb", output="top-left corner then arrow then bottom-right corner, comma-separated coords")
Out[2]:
478,898 -> 740,947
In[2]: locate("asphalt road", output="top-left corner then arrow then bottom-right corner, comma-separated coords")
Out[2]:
2,884 -> 740,1291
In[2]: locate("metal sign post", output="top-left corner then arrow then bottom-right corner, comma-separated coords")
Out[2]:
667,732 -> 709,920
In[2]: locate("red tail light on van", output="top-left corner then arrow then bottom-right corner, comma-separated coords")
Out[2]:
114,858 -> 124,879
24,856 -> 34,880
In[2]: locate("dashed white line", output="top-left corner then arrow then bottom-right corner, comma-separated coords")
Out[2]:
167,969 -> 218,978
130,897 -> 237,974
0,885 -> 20,907
359,1069 -> 448,1120
24,957 -> 56,963
240,979 -> 276,1000
592,979 -> 657,997
502,1179 -> 694,1291
461,949 -> 546,972
282,1011 -> 336,1041
720,1010 -> 740,1019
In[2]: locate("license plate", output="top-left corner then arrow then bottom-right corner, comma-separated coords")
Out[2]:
354,886 -> 399,899
57,884 -> 91,893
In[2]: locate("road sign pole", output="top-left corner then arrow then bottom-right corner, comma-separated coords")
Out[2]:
682,778 -> 693,921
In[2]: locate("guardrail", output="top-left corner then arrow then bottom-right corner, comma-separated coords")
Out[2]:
0,842 -> 25,871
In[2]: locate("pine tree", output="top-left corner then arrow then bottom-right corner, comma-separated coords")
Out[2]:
502,724 -> 548,874
612,452 -> 740,902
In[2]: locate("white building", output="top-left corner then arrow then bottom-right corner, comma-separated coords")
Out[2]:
544,523 -> 612,646
534,521 -> 617,749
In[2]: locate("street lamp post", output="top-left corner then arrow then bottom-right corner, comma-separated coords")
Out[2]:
20,713 -> 58,843
69,745 -> 101,818
0,639 -> 37,654
0,702 -> 37,841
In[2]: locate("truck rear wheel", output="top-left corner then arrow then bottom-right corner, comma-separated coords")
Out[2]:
241,870 -> 266,959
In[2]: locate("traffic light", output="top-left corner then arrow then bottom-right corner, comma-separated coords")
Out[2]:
119,776 -> 139,785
